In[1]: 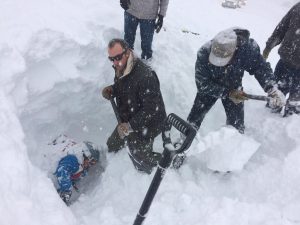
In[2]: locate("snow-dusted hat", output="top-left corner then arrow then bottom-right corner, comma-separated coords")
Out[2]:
209,29 -> 237,67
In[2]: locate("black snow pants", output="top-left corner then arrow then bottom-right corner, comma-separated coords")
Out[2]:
106,126 -> 161,173
275,59 -> 300,114
187,93 -> 245,133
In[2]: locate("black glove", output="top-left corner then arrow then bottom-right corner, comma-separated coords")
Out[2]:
155,15 -> 164,33
58,190 -> 72,206
120,0 -> 130,10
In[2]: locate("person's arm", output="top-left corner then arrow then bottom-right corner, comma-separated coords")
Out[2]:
245,39 -> 286,108
264,5 -> 294,56
56,155 -> 78,192
245,39 -> 276,92
158,0 -> 169,17
129,71 -> 163,133
195,46 -> 230,98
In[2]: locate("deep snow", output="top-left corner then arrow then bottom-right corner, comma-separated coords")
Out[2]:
1,0 -> 300,225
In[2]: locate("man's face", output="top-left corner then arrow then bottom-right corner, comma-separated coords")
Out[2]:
108,43 -> 129,75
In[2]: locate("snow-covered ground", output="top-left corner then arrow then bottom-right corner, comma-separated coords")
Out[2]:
1,0 -> 300,224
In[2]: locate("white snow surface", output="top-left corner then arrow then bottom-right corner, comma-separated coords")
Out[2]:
196,127 -> 260,172
1,0 -> 300,225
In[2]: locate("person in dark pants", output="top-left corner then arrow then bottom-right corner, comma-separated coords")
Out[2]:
102,38 -> 167,173
120,0 -> 169,60
263,2 -> 300,114
187,28 -> 285,133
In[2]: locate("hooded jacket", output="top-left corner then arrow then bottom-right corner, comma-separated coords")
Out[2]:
195,28 -> 275,98
265,2 -> 300,69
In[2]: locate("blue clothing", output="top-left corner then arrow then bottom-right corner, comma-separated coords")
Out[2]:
124,11 -> 155,59
55,155 -> 82,192
187,29 -> 275,132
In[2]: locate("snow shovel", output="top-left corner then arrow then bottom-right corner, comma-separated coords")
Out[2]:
110,98 -> 153,174
133,113 -> 197,225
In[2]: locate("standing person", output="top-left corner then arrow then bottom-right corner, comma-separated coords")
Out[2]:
263,2 -> 300,114
119,0 -> 169,60
102,38 -> 166,174
187,28 -> 285,134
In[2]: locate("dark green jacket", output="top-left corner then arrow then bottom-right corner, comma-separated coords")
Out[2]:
112,58 -> 166,139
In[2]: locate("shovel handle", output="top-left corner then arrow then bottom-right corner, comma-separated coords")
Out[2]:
245,94 -> 270,102
110,98 -> 121,123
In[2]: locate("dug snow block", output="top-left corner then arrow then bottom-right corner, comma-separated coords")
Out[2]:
197,127 -> 260,172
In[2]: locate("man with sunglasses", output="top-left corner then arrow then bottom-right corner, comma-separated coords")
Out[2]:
102,38 -> 166,174
119,0 -> 169,60
187,28 -> 285,134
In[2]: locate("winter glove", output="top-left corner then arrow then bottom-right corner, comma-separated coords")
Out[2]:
120,0 -> 130,10
262,48 -> 270,60
117,122 -> 133,139
58,190 -> 72,206
102,85 -> 113,100
267,87 -> 286,108
155,15 -> 164,33
229,89 -> 248,104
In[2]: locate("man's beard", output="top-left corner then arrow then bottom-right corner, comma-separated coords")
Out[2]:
114,61 -> 127,78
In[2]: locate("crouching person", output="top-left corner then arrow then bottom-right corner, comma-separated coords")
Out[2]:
102,38 -> 167,174
52,135 -> 101,205
187,28 -> 285,133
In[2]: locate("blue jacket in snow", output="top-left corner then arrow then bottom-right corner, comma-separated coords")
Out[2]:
195,29 -> 275,98
55,155 -> 86,192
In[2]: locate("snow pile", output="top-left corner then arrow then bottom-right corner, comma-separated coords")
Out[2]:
196,127 -> 260,172
0,91 -> 78,225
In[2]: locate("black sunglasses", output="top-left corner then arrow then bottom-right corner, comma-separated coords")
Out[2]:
108,50 -> 127,62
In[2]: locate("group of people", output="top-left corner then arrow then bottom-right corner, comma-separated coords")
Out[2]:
55,1 -> 300,205
102,1 -> 299,172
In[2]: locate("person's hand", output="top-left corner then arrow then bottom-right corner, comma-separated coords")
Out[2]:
262,48 -> 270,60
229,89 -> 248,104
268,87 -> 286,108
58,190 -> 72,206
102,86 -> 113,100
120,0 -> 130,10
155,15 -> 164,33
117,122 -> 132,139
